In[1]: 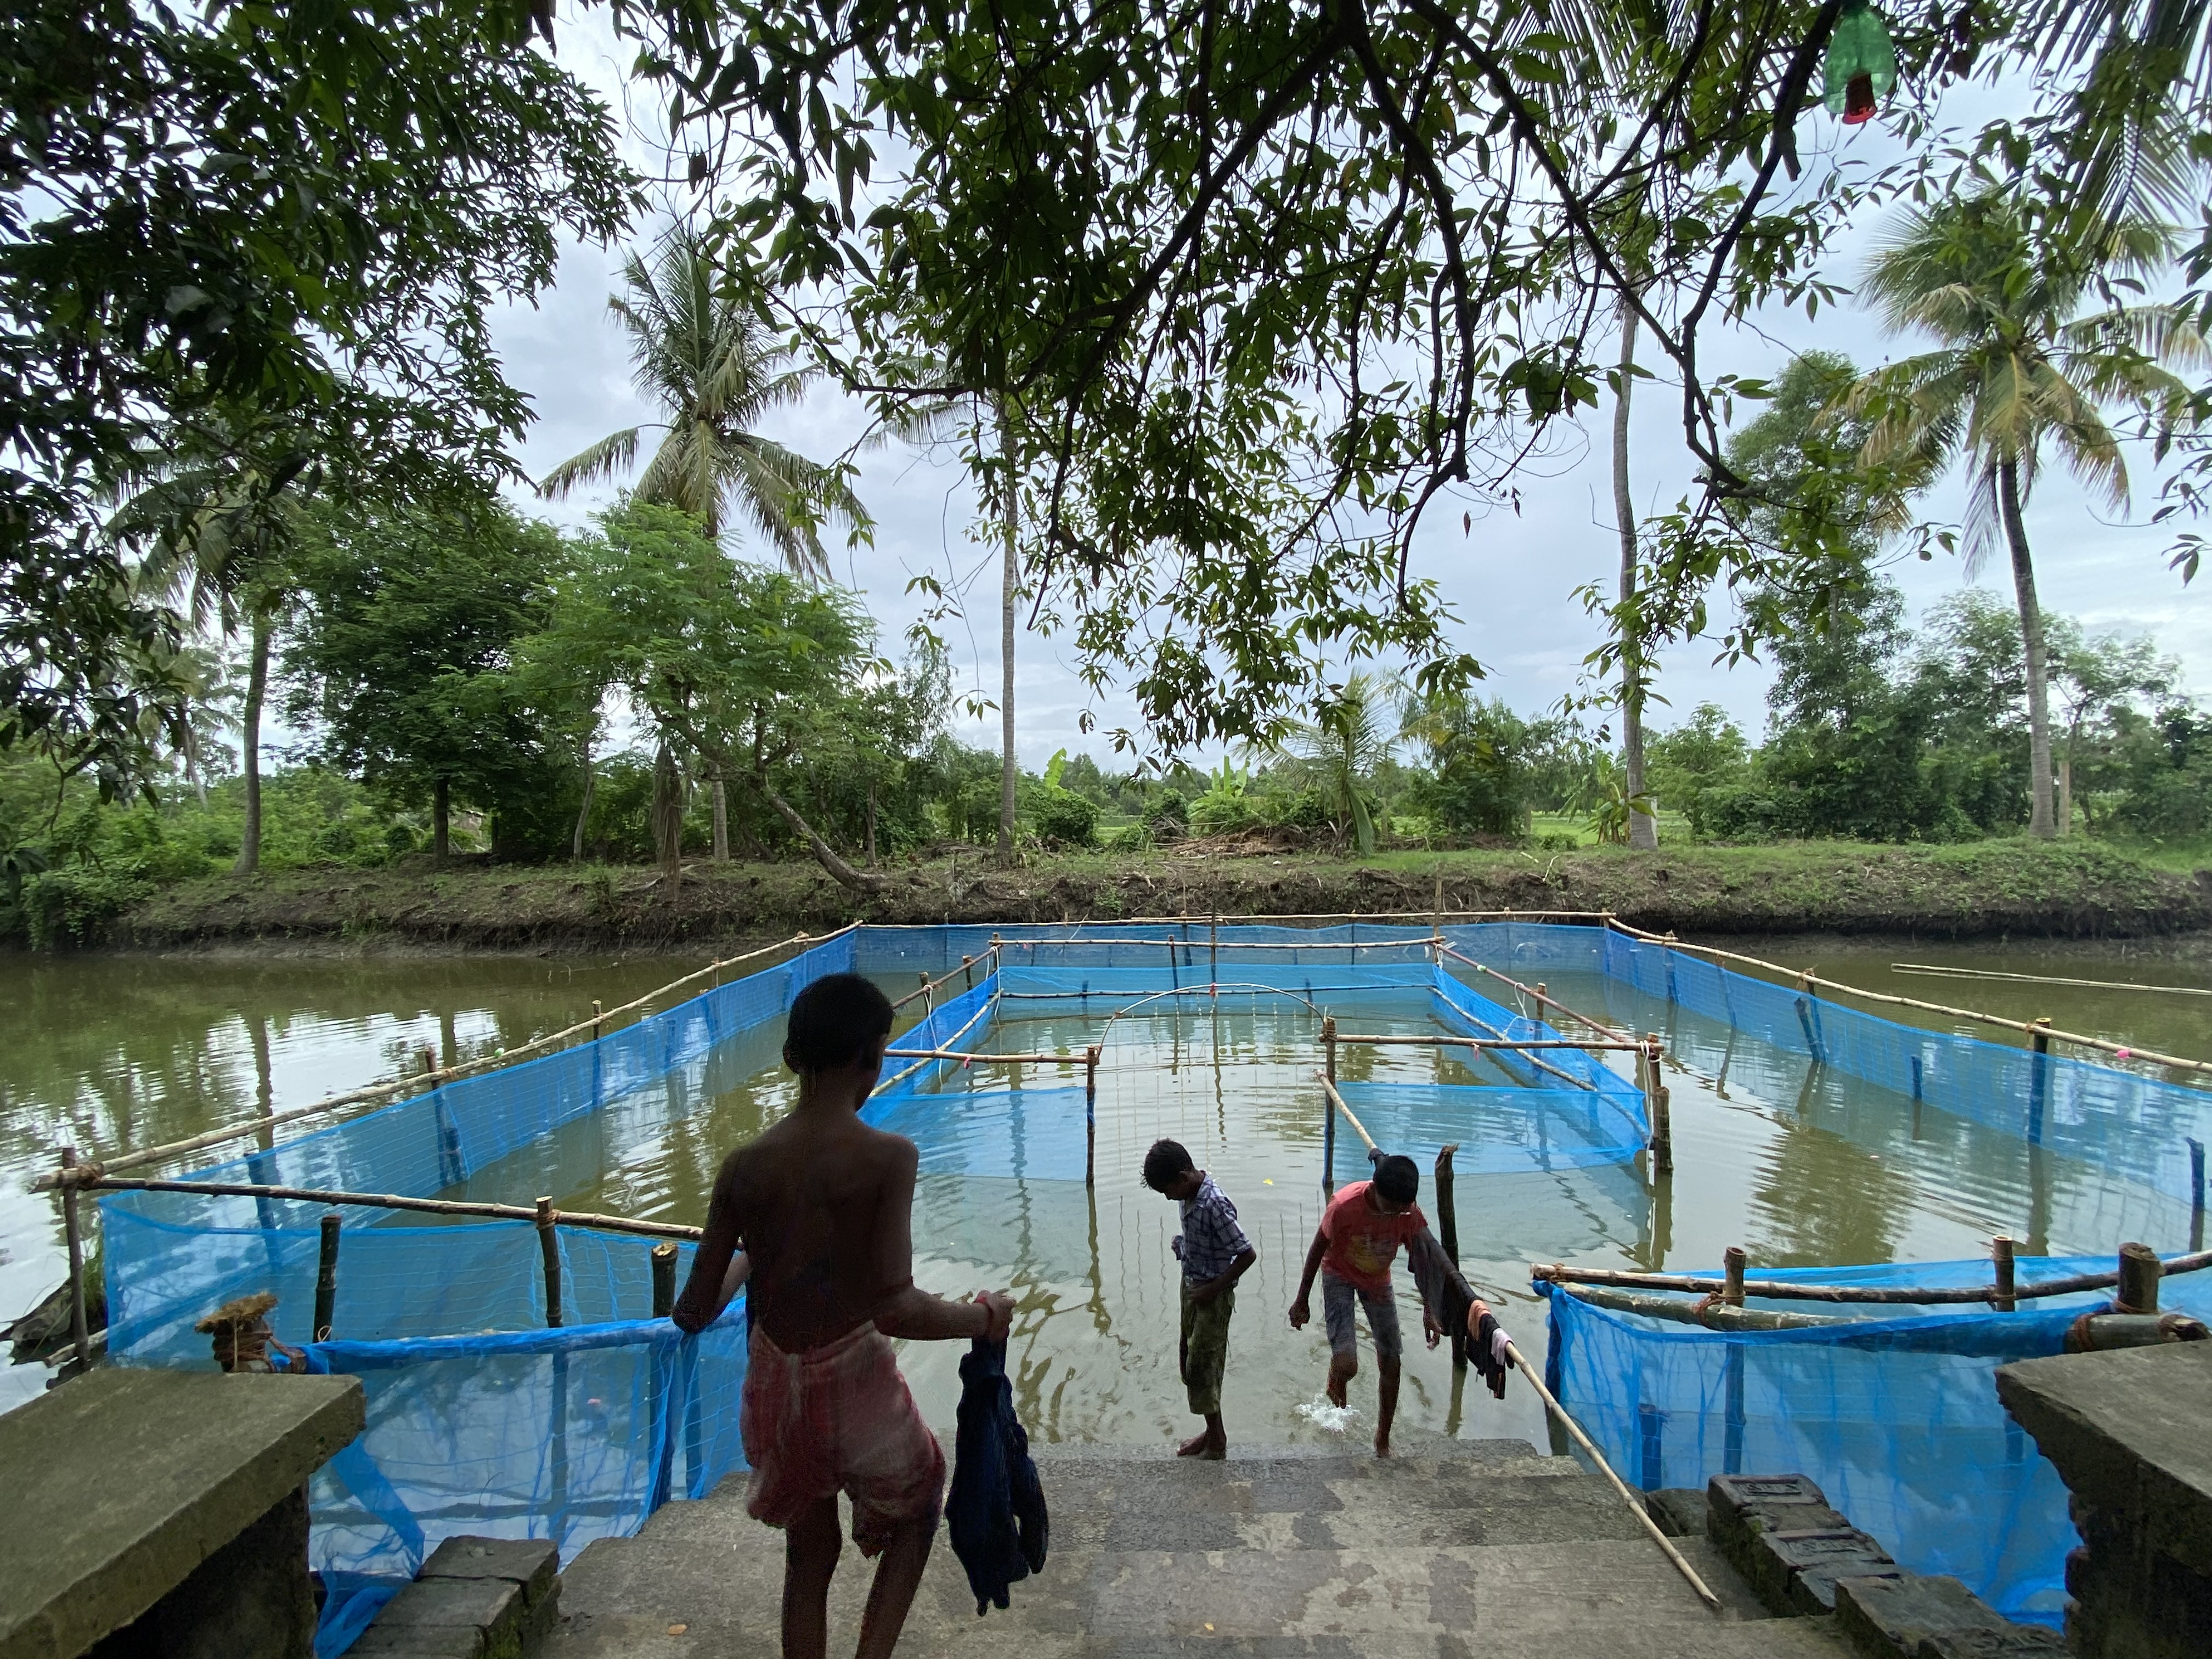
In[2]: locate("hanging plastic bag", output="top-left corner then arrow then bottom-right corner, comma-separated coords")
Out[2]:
1823,1 -> 1897,124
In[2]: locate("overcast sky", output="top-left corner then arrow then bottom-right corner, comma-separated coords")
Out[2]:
492,17 -> 2210,772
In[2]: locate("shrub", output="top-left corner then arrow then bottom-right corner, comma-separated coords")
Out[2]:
1025,785 -> 1099,848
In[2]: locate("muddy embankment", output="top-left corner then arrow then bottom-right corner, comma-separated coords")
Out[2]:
95,839 -> 2212,954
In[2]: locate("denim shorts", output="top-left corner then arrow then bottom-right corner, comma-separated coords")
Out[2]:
1321,1269 -> 1402,1362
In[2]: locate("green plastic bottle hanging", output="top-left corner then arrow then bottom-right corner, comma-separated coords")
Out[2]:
1823,1 -> 1897,124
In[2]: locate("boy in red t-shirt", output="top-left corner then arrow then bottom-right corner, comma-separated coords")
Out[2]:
1289,1154 -> 1426,1458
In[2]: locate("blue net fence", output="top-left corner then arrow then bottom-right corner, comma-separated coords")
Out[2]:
88,919 -> 2212,1651
1543,1259 -> 2212,1627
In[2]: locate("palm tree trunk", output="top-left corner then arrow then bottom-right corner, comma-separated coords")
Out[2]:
710,776 -> 730,861
1613,301 -> 1657,851
432,777 -> 451,864
184,724 -> 207,809
1998,458 -> 2056,838
233,612 -> 270,876
997,396 -> 1019,866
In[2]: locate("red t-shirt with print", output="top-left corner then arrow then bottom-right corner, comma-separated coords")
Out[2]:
1319,1180 -> 1427,1295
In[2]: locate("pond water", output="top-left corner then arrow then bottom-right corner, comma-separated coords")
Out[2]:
5,935 -> 2209,1450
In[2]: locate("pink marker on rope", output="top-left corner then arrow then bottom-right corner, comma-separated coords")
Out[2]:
2116,1048 -> 2133,1060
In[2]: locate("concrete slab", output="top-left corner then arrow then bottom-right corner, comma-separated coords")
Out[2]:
1996,1340 -> 2212,1576
0,1369 -> 363,1659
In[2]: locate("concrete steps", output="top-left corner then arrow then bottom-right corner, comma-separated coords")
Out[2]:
551,1441 -> 1851,1658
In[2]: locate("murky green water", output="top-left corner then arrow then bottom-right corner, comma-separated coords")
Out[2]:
5,935 -> 2208,1449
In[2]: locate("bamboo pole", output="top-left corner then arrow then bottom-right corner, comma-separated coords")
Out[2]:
1892,963 -> 2212,998
1209,910 -> 1219,998
537,1197 -> 564,1329
59,1148 -> 91,1375
1322,1019 -> 1339,1192
1331,1034 -> 1645,1052
1502,1336 -> 1723,1613
882,1048 -> 1081,1064
37,928 -> 840,1189
1440,945 -> 1634,1042
1315,1072 -> 1378,1156
1084,1044 -> 1101,1188
988,934 -> 1445,952
1603,918 -> 2212,1075
1562,1284 -> 1846,1331
1436,1143 -> 1465,1370
74,1175 -> 703,1240
314,1212 -> 341,1340
1722,1246 -> 1746,1308
1992,1236 -> 2017,1313
1533,1249 -> 2212,1305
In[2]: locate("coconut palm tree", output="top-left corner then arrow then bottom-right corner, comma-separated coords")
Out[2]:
538,224 -> 867,580
1849,193 -> 2202,837
1272,675 -> 1396,856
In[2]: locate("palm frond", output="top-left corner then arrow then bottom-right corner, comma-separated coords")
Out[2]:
537,428 -> 644,499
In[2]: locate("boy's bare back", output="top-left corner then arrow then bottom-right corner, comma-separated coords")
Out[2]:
704,1106 -> 921,1352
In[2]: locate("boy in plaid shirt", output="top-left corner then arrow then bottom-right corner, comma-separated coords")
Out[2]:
1143,1138 -> 1257,1459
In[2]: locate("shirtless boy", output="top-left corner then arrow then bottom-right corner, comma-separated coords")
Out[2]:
674,972 -> 1014,1659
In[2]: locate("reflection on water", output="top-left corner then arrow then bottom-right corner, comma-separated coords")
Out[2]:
4,936 -> 2209,1442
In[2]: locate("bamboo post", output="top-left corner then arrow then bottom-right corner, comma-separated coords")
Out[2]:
1650,1079 -> 1674,1175
651,1242 -> 679,1318
1084,1043 -> 1102,1188
1435,1144 -> 1461,1265
1322,1016 -> 1339,1194
1992,1235 -> 2017,1313
2029,1017 -> 2052,1146
591,1000 -> 604,1040
918,970 -> 934,1015
1436,1142 -> 1465,1372
314,1212 -> 341,1340
537,1197 -> 564,1328
1722,1246 -> 1746,1308
1502,1338 -> 1723,1612
1209,909 -> 1219,998
962,954 -> 976,992
59,1148 -> 91,1375
2118,1241 -> 2161,1314
2192,1138 -> 2207,1254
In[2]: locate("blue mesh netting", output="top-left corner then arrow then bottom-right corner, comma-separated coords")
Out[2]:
93,921 -> 2212,1654
1445,924 -> 2212,1209
1543,1258 -> 2212,1627
101,932 -> 858,1654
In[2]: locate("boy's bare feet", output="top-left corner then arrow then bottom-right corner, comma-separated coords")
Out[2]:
1374,1428 -> 1392,1459
1177,1431 -> 1214,1457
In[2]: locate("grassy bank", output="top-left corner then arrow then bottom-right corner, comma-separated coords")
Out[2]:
94,837 -> 2212,952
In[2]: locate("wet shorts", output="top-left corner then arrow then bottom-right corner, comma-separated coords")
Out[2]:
741,1321 -> 946,1554
1321,1269 -> 1403,1363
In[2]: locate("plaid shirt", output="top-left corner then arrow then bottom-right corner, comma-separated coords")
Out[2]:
1173,1175 -> 1252,1284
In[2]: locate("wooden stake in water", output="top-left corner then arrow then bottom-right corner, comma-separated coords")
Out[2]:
2118,1241 -> 2160,1314
1722,1246 -> 1746,1308
315,1212 -> 341,1340
537,1197 -> 565,1328
1084,1044 -> 1102,1189
59,1148 -> 91,1375
1322,1018 -> 1339,1194
651,1242 -> 679,1318
1992,1235 -> 2017,1312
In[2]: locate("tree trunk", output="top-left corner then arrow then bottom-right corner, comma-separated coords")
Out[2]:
571,737 -> 595,862
652,740 -> 684,884
758,777 -> 885,891
710,776 -> 730,862
1999,458 -> 2056,838
1613,301 -> 1657,851
184,724 -> 207,809
233,612 -> 270,876
432,776 -> 451,864
997,396 -> 1019,866
2058,755 -> 2073,839
866,780 -> 878,866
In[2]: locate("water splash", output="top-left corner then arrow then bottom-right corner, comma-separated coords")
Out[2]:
1294,1393 -> 1359,1434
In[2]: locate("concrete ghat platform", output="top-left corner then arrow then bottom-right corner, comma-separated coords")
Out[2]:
551,1441 -> 1850,1658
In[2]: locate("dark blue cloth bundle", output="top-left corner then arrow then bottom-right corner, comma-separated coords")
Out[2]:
945,1336 -> 1049,1615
